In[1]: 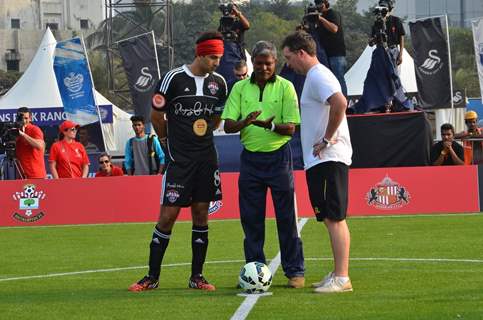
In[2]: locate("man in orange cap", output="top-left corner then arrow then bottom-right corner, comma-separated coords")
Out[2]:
455,110 -> 482,164
129,31 -> 227,292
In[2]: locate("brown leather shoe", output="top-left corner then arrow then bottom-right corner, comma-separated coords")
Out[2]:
287,276 -> 305,288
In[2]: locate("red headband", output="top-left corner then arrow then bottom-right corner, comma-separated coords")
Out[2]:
196,39 -> 224,57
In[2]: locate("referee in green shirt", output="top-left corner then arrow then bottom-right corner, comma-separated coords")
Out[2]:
221,41 -> 305,289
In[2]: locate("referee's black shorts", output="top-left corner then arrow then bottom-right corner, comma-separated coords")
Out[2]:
305,161 -> 349,222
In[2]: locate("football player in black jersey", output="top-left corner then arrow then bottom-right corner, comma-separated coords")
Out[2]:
129,31 -> 227,292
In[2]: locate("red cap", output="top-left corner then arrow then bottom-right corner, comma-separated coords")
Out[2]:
59,120 -> 80,132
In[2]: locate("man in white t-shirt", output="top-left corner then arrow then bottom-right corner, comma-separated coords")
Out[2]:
282,31 -> 353,293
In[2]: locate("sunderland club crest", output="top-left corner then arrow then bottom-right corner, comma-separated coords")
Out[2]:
207,81 -> 219,95
366,176 -> 410,210
12,184 -> 46,222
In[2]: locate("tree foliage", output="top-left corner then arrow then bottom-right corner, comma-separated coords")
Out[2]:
82,0 -> 481,108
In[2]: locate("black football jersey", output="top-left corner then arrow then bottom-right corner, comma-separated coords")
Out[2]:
154,65 -> 227,163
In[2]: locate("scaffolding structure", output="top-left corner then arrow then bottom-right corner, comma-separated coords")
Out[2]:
104,0 -> 174,108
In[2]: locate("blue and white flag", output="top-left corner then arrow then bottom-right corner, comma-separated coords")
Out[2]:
471,17 -> 483,104
53,37 -> 99,125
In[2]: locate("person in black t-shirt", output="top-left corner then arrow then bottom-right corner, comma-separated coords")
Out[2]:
431,123 -> 465,166
314,0 -> 347,97
369,0 -> 405,73
128,31 -> 227,293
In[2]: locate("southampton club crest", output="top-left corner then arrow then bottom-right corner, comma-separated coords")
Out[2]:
12,184 -> 46,222
366,176 -> 410,210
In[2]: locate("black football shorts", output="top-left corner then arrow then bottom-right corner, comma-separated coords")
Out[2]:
305,161 -> 349,221
161,160 -> 222,207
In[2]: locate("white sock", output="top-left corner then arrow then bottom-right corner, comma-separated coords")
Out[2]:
335,276 -> 349,283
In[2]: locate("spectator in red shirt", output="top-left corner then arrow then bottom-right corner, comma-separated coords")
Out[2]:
15,107 -> 47,179
49,120 -> 90,178
95,152 -> 123,177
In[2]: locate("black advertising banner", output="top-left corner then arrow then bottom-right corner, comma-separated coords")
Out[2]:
348,112 -> 432,168
118,32 -> 159,122
409,18 -> 451,109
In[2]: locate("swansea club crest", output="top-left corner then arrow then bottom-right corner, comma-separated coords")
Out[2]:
366,176 -> 410,210
12,184 -> 46,222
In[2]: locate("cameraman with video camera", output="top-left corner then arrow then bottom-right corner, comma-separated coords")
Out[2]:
15,107 -> 46,179
313,0 -> 347,97
369,0 -> 405,72
216,3 -> 250,84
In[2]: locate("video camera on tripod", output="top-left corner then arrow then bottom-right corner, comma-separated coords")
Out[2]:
301,3 -> 321,32
0,114 -> 22,157
371,0 -> 394,46
218,3 -> 239,42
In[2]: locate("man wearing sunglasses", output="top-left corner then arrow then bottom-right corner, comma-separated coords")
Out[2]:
95,153 -> 123,177
15,107 -> 46,179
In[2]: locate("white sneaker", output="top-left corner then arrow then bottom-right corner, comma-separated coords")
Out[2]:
311,272 -> 334,288
313,276 -> 353,293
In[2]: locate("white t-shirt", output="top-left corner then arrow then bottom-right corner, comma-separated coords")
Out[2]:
300,64 -> 352,170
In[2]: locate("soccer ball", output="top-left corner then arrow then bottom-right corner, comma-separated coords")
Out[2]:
23,184 -> 36,197
238,261 -> 272,293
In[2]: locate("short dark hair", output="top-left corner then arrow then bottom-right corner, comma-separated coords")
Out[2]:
17,107 -> 31,114
315,0 -> 329,7
281,31 -> 317,57
234,59 -> 247,70
196,31 -> 223,44
130,115 -> 145,123
98,152 -> 111,161
441,123 -> 454,134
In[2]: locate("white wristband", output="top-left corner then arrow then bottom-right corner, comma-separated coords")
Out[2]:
270,122 -> 276,132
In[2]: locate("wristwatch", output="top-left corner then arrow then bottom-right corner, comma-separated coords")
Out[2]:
322,137 -> 330,147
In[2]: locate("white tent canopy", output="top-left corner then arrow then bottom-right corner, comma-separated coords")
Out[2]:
344,45 -> 418,96
0,28 -> 132,155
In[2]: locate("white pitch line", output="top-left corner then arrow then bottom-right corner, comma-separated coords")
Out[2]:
0,259 -> 244,283
230,218 -> 309,320
1,255 -> 482,283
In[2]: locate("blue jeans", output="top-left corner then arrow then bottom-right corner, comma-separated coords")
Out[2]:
328,56 -> 348,97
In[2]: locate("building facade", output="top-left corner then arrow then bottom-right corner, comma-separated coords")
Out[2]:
0,0 -> 103,72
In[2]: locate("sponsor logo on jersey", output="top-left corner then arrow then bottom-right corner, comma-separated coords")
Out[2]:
366,175 -> 410,210
207,81 -> 219,95
12,184 -> 46,223
208,200 -> 222,215
166,189 -> 180,203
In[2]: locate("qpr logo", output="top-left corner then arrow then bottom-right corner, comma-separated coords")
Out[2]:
208,200 -> 222,215
366,176 -> 410,210
134,67 -> 155,92
12,184 -> 46,223
166,189 -> 180,203
418,49 -> 443,75
64,72 -> 84,93
207,81 -> 219,95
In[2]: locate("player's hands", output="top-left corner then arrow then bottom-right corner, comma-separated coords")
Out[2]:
397,53 -> 403,65
243,111 -> 262,127
443,141 -> 452,150
252,115 -> 275,129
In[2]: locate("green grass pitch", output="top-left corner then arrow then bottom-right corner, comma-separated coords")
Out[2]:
1,213 -> 482,320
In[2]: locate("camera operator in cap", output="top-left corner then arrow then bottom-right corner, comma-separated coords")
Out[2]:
15,107 -> 46,179
369,0 -> 405,73
314,0 -> 347,97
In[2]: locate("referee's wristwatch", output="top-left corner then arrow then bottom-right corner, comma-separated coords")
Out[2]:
322,137 -> 331,147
